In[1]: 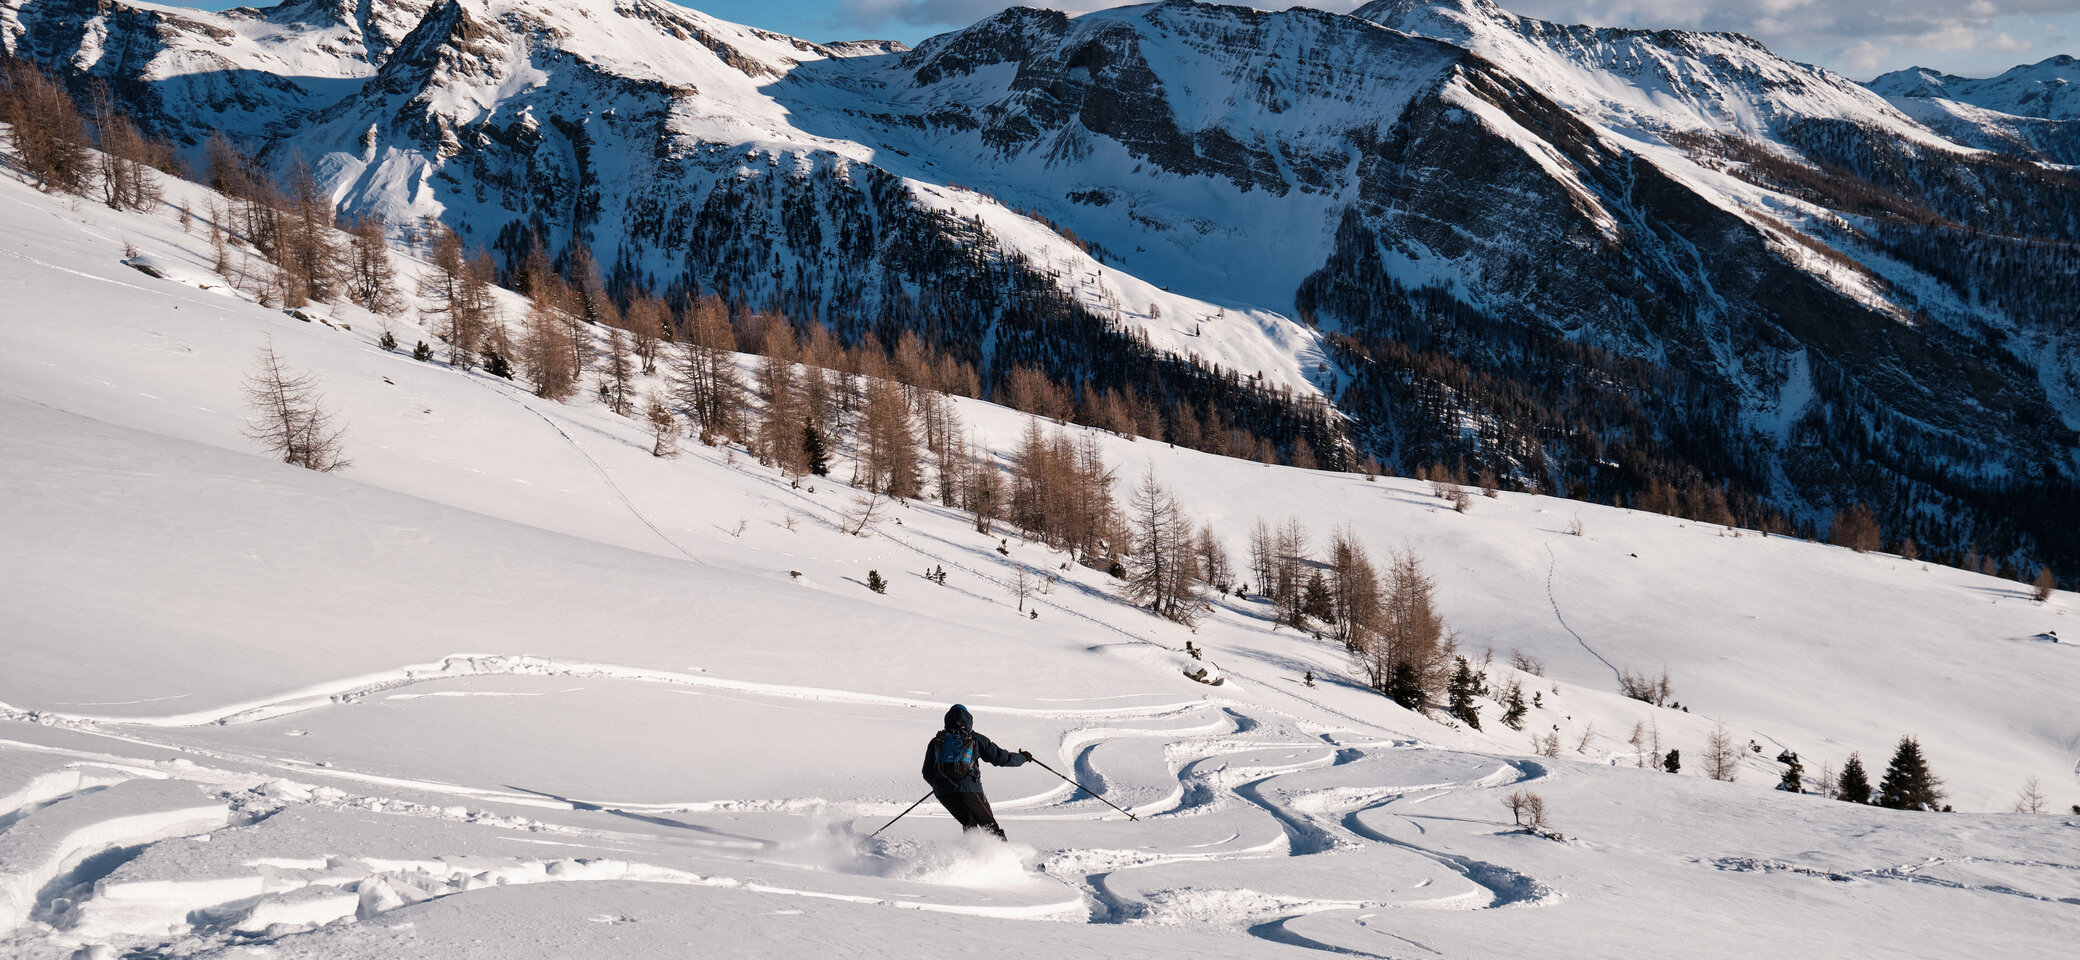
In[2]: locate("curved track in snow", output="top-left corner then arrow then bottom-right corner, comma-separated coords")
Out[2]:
0,678 -> 1564,957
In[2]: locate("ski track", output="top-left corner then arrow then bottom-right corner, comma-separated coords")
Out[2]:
1545,540 -> 1620,681
0,694 -> 1565,958
489,383 -> 709,566
0,357 -> 1562,958
0,654 -> 1223,729
1245,914 -> 1404,960
0,355 -> 1552,957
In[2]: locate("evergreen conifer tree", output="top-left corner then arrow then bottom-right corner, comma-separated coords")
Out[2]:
1302,571 -> 1334,623
1663,749 -> 1681,774
1876,736 -> 1945,811
1386,661 -> 1426,711
802,421 -> 830,476
413,340 -> 433,362
1777,752 -> 1805,793
866,570 -> 887,594
1501,684 -> 1527,730
1837,753 -> 1871,804
1446,656 -> 1483,729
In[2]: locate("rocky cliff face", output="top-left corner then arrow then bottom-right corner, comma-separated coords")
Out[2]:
4,0 -> 2075,568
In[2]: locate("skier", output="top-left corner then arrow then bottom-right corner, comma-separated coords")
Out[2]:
921,704 -> 1030,840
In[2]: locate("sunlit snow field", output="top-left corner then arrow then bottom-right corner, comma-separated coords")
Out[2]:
2,155 -> 2077,959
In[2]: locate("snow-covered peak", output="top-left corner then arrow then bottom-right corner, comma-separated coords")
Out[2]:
1868,54 -> 2080,122
821,38 -> 908,58
1354,0 -> 1510,35
1353,0 -> 1936,147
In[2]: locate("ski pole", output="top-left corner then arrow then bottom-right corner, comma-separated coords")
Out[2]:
1026,755 -> 1140,821
869,790 -> 936,838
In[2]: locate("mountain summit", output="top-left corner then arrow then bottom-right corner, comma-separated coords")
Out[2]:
4,0 -> 2076,568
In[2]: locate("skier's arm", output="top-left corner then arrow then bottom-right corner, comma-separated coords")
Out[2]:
921,739 -> 946,785
972,732 -> 1028,767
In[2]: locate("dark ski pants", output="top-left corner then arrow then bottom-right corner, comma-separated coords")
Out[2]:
934,790 -> 1007,840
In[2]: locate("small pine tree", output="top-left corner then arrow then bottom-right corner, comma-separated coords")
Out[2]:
1777,752 -> 1805,793
378,329 -> 398,352
412,340 -> 433,362
1447,656 -> 1483,730
1303,669 -> 1316,687
1501,683 -> 1527,730
483,348 -> 514,380
1837,753 -> 1871,804
802,420 -> 830,477
1876,736 -> 1945,811
1386,661 -> 1426,711
1302,570 -> 1334,622
866,570 -> 887,594
1663,748 -> 1681,774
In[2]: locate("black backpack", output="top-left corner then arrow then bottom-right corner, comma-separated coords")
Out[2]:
932,729 -> 977,781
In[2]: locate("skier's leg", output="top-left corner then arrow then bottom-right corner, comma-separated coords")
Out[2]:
966,792 -> 1007,841
934,790 -> 982,831
941,791 -> 1006,838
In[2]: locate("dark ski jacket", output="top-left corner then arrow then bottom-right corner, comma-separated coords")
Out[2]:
921,704 -> 1026,795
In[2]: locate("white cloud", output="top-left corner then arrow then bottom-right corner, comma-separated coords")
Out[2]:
1838,38 -> 1890,74
1506,1 -> 2075,68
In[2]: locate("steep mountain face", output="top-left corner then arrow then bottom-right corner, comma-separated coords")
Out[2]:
1867,56 -> 2080,165
2,0 -> 1349,454
1342,0 -> 2080,560
3,0 -> 2076,569
0,0 -> 425,137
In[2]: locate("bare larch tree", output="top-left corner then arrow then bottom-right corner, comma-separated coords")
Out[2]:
241,338 -> 348,472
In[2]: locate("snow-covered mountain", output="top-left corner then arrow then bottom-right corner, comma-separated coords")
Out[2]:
1872,55 -> 2080,122
1356,0 -> 1936,142
1867,55 -> 2080,165
5,0 -> 2077,573
2,132 -> 2077,960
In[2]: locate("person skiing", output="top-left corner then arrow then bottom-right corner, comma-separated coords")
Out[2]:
921,704 -> 1030,840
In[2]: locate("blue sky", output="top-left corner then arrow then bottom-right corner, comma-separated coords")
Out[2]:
155,0 -> 2080,80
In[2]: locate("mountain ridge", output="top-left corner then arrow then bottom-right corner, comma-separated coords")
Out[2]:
4,0 -> 2077,573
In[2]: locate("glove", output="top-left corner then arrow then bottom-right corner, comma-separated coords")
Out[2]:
1019,750 -> 1033,761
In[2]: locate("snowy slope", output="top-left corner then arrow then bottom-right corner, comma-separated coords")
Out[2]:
1867,56 -> 2080,165
11,0 -> 2080,582
2,135 -> 2079,959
